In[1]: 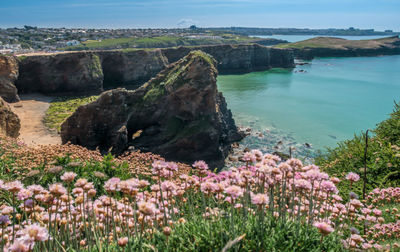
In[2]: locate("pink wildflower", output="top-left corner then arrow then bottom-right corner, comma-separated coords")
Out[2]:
60,172 -> 77,182
5,180 -> 24,193
314,222 -> 334,236
251,193 -> 269,205
17,189 -> 33,201
224,185 -> 244,199
346,172 -> 360,182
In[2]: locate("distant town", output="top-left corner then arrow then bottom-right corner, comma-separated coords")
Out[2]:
0,26 -> 398,54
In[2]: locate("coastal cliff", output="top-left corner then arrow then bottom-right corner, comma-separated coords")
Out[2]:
16,52 -> 104,95
97,49 -> 168,89
0,97 -> 20,138
276,36 -> 400,60
61,51 -> 244,168
0,55 -> 20,102
162,44 -> 294,73
4,44 -> 294,97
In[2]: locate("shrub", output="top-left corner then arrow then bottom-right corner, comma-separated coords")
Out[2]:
316,103 -> 400,198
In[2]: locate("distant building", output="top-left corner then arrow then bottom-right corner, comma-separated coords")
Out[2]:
66,40 -> 80,46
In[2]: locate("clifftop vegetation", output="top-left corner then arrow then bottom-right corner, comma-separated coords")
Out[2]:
275,36 -> 400,49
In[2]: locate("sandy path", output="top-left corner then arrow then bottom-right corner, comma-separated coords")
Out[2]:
11,94 -> 61,146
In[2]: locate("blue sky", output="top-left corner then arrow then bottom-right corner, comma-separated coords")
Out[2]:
0,0 -> 399,30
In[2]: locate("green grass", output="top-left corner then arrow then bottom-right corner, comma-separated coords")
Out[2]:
44,96 -> 98,132
63,35 -> 260,51
316,102 -> 400,198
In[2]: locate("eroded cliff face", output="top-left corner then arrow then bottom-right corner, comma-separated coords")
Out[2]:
15,52 -> 104,95
8,44 -> 294,98
0,55 -> 20,102
0,97 -> 20,138
61,51 -> 244,168
162,44 -> 294,73
98,49 -> 168,89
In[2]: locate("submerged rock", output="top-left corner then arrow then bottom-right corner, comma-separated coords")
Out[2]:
61,51 -> 244,169
0,97 -> 20,138
0,55 -> 19,102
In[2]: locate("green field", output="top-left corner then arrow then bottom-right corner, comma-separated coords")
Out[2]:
64,35 -> 261,50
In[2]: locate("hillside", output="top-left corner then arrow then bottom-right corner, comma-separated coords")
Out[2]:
275,36 -> 400,59
63,35 -> 286,51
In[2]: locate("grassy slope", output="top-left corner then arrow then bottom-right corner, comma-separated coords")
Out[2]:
275,36 -> 400,49
64,35 -> 262,50
316,103 -> 400,198
44,96 -> 98,132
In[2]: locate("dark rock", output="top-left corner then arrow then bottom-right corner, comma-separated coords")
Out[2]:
0,97 -> 20,138
98,49 -> 168,90
0,55 -> 20,102
61,51 -> 244,169
273,151 -> 290,161
16,52 -> 104,95
161,44 -> 294,74
12,45 -> 294,97
304,143 -> 312,148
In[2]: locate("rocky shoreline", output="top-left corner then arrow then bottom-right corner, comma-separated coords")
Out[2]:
225,124 -> 317,168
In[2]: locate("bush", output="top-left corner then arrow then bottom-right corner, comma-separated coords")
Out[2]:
316,103 -> 400,197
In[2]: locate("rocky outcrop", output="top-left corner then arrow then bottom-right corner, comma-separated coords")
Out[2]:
280,36 -> 400,60
11,44 -> 293,97
61,51 -> 244,168
15,52 -> 104,95
98,49 -> 168,89
162,44 -> 294,73
0,55 -> 20,102
0,97 -> 20,138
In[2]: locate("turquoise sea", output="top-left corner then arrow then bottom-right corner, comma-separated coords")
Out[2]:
217,55 -> 400,158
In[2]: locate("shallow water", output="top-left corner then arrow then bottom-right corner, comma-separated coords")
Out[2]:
217,55 -> 400,157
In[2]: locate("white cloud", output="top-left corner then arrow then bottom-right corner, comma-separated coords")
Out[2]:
177,18 -> 199,28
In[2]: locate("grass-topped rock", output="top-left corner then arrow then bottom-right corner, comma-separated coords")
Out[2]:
275,36 -> 400,59
44,96 -> 98,132
61,50 -> 244,169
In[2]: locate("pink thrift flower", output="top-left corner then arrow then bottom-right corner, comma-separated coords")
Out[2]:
193,160 -> 209,171
60,172 -> 77,182
251,193 -> 269,205
19,223 -> 49,242
224,185 -> 244,199
5,180 -> 24,193
314,222 -> 334,236
346,172 -> 360,182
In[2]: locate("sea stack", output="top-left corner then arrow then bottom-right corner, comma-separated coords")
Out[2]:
61,51 -> 244,169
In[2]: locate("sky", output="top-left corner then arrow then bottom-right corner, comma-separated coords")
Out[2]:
0,0 -> 399,30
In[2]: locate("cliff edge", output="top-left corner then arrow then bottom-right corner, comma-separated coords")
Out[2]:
276,36 -> 400,60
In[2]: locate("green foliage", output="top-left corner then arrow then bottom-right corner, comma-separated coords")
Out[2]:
375,102 -> 400,145
63,35 -> 258,51
150,215 -> 344,252
316,103 -> 400,197
44,96 -> 98,132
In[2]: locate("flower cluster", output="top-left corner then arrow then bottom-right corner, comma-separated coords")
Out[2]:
0,148 -> 398,251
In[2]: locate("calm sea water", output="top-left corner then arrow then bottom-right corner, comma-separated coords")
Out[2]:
254,35 -> 393,43
217,55 -> 400,156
